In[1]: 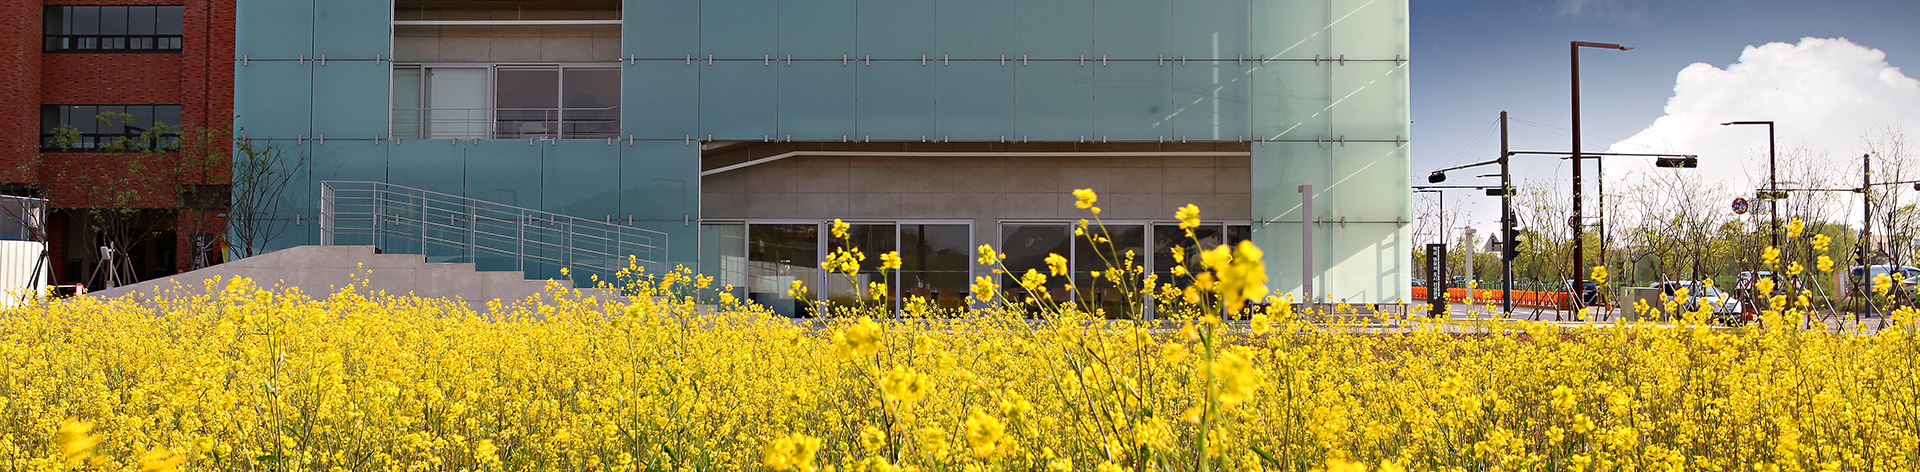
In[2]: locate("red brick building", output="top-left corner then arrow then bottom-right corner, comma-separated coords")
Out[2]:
0,0 -> 232,288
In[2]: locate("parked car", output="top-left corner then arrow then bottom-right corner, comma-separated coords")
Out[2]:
1651,281 -> 1747,325
1849,265 -> 1920,296
1563,279 -> 1601,307
1734,271 -> 1775,291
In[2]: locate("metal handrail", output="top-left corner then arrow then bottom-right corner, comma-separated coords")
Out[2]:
390,106 -> 620,140
318,181 -> 667,282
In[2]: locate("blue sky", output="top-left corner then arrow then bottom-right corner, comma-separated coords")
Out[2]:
1409,0 -> 1920,238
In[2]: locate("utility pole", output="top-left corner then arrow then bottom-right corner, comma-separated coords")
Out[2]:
1862,153 -> 1873,318
1500,111 -> 1515,317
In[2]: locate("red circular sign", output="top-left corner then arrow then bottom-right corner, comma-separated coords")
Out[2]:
1732,197 -> 1750,215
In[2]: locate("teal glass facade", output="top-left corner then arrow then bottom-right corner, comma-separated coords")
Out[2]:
235,0 -> 1410,302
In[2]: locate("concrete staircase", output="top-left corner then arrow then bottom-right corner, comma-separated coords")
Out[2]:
90,245 -> 623,309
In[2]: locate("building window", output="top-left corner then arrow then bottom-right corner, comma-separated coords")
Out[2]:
704,221 -> 972,317
44,6 -> 185,53
41,105 -> 182,151
392,65 -> 621,140
1003,221 -> 1252,319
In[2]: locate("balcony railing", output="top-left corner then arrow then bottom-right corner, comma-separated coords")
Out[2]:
319,181 -> 668,283
390,106 -> 620,140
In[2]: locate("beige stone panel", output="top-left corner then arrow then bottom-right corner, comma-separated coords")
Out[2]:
1215,166 -> 1252,194
1161,165 -> 1216,193
1213,193 -> 1252,220
1164,155 -> 1215,168
1103,193 -> 1161,220
592,37 -> 622,61
795,193 -> 851,219
392,36 -> 440,62
701,192 -> 749,217
1105,166 -> 1164,194
847,164 -> 907,194
743,193 -> 800,218
1162,194 -> 1216,217
1057,165 -> 1107,193
437,36 -> 491,62
900,192 -> 954,219
489,37 -> 543,62
844,193 -> 904,219
898,160 -> 955,194
792,165 -> 849,193
703,171 -> 748,194
541,37 -> 597,61
950,194 -> 1003,220
950,168 -> 1001,193
1005,192 -> 1065,220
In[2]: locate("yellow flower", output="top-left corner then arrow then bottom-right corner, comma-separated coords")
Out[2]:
860,426 -> 888,451
977,245 -> 999,265
1873,274 -> 1893,298
971,276 -> 998,303
1325,458 -> 1368,472
1073,188 -> 1098,209
880,251 -> 903,271
1212,241 -> 1270,314
963,409 -> 1006,457
1817,255 -> 1834,273
833,317 -> 884,359
1762,246 -> 1780,267
1786,262 -> 1804,276
832,218 -> 851,239
1096,462 -> 1126,472
1755,277 -> 1776,297
1811,233 -> 1832,253
1045,253 -> 1069,277
881,366 -> 931,403
761,433 -> 824,472
1175,204 -> 1202,230
1787,218 -> 1804,238
1591,265 -> 1608,286
1210,350 -> 1259,409
1020,269 -> 1049,295
57,418 -> 101,467
138,446 -> 188,472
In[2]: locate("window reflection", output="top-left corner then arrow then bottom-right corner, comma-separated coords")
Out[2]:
901,224 -> 970,312
826,223 -> 896,313
748,224 -> 817,318
1000,224 -> 1073,303
1075,224 -> 1145,319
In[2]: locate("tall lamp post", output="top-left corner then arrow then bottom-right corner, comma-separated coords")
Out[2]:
1571,41 -> 1631,291
1722,121 -> 1778,248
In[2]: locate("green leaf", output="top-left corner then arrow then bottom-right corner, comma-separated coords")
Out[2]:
1250,445 -> 1281,467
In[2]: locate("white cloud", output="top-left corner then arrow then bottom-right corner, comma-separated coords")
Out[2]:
1607,37 -> 1920,219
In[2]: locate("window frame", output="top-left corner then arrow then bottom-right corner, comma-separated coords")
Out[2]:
39,104 -> 184,152
390,62 -> 623,140
703,219 -> 973,317
43,5 -> 185,53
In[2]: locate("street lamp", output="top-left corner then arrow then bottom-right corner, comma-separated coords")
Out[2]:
1571,41 -> 1631,297
1723,121 -> 1777,248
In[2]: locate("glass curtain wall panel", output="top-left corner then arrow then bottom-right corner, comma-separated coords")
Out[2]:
856,0 -> 933,59
386,142 -> 466,200
251,141 -> 314,252
623,61 -> 699,139
749,224 -> 819,318
701,0 -> 776,59
781,0 -> 853,59
935,0 -> 1011,59
1074,224 -> 1144,319
780,62 -> 856,140
543,140 -> 621,219
464,140 -> 542,210
701,223 -> 748,302
1093,61 -> 1173,140
235,62 -> 312,140
313,0 -> 390,59
857,62 -> 936,140
700,62 -> 778,139
900,224 -> 970,311
825,223 -> 897,313
237,0 -> 311,58
1173,61 -> 1253,140
313,61 -> 391,138
1093,0 -> 1170,59
1173,0 -> 1249,60
935,63 -> 1014,141
1000,224 -> 1072,304
620,141 -> 700,267
1014,0 -> 1091,59
1014,63 -> 1093,141
624,0 -> 696,58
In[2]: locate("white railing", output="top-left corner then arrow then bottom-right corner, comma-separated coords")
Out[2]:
390,106 -> 620,140
319,181 -> 666,280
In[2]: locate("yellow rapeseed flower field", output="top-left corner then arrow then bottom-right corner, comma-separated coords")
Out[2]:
2,190 -> 1918,471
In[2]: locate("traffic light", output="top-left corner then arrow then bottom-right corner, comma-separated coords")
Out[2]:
1655,156 -> 1699,168
1503,231 -> 1525,260
1485,187 -> 1510,196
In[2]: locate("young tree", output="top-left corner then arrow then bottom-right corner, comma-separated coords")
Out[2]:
224,136 -> 303,259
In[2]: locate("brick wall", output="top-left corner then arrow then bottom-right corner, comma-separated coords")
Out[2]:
3,0 -> 235,282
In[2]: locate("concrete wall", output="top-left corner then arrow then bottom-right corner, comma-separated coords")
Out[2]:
90,245 -> 610,310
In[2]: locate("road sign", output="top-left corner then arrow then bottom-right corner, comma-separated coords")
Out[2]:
1425,244 -> 1447,317
1732,197 -> 1750,215
1567,216 -> 1580,229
